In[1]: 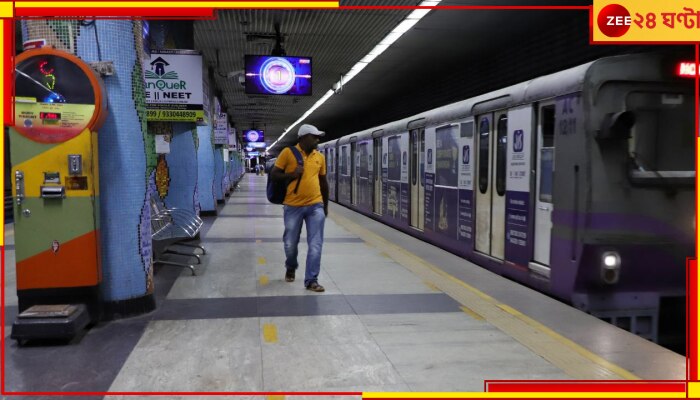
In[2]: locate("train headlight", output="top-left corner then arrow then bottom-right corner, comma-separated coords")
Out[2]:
601,251 -> 621,284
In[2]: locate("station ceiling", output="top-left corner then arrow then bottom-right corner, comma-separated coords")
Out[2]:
193,1 -> 690,155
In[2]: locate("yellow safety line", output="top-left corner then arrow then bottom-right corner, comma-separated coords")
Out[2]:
329,212 -> 640,381
258,256 -> 266,265
495,303 -> 640,381
422,280 -> 441,292
259,275 -> 269,286
263,323 -> 278,343
459,305 -> 484,321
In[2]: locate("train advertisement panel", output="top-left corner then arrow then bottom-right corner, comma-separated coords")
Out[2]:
458,121 -> 475,244
433,124 -> 459,239
504,105 -> 533,268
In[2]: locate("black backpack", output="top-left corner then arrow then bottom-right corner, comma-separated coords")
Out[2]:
267,146 -> 304,204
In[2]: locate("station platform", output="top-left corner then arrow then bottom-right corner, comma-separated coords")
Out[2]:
4,174 -> 685,396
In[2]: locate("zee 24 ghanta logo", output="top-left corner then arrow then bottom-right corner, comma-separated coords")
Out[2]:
597,4 -> 633,37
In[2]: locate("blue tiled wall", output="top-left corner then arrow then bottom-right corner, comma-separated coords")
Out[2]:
74,20 -> 151,302
197,125 -> 216,212
165,123 -> 197,212
213,148 -> 224,201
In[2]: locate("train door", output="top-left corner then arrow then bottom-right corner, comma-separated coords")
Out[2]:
351,141 -> 357,205
373,137 -> 382,214
340,145 -> 348,202
365,141 -> 373,211
409,128 -> 425,230
533,103 -> 556,265
332,147 -> 337,201
474,111 -> 507,259
325,147 -> 335,201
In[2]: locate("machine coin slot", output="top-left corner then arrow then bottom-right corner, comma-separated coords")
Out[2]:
44,171 -> 61,184
68,155 -> 82,175
15,171 -> 24,206
40,186 -> 66,199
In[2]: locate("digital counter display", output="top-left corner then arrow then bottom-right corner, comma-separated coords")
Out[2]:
40,112 -> 61,120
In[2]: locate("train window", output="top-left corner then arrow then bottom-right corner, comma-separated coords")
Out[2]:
539,148 -> 554,203
411,130 -> 418,186
541,106 -> 555,147
436,125 -> 458,187
627,91 -> 693,172
340,146 -> 348,176
539,105 -> 556,203
478,118 -> 490,194
460,121 -> 474,138
388,136 -> 401,181
496,115 -> 508,196
359,142 -> 369,179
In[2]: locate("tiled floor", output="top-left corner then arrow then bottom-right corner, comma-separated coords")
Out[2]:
3,174 -> 684,398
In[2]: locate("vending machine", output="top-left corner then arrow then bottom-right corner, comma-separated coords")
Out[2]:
9,47 -> 107,343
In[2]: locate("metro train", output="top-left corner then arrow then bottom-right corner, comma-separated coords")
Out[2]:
318,52 -> 695,344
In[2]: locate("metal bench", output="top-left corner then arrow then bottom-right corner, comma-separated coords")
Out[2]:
150,195 -> 206,275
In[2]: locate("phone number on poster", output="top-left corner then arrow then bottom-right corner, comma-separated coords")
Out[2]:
146,110 -> 201,121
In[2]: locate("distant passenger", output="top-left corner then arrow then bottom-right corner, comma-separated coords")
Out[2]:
265,158 -> 277,174
271,124 -> 329,292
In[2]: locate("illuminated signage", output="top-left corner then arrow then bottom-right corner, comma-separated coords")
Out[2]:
39,112 -> 61,120
244,129 -> 264,142
245,55 -> 312,96
677,62 -> 697,77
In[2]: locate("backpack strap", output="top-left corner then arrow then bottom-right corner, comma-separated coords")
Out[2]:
288,146 -> 304,194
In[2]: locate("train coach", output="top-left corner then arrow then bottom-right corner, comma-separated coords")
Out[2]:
318,52 -> 695,345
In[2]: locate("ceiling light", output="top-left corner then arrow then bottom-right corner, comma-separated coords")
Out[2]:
270,0 -> 441,152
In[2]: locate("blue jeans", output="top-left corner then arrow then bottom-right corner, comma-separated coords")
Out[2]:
283,203 -> 326,286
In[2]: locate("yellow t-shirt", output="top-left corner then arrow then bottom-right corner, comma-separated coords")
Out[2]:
274,145 -> 327,207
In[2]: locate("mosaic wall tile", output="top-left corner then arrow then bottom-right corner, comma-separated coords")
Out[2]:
197,125 -> 216,212
74,20 -> 150,301
213,147 -> 224,201
23,20 -> 76,53
164,123 -> 198,213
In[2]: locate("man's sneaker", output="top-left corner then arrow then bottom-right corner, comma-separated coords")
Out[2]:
306,282 -> 325,292
285,269 -> 295,282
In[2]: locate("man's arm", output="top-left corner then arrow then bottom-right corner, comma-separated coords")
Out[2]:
319,174 -> 329,216
271,166 -> 303,181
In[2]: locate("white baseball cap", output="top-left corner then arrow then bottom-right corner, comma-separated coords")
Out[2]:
298,124 -> 325,138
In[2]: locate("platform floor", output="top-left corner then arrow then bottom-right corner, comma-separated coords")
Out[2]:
3,174 -> 685,398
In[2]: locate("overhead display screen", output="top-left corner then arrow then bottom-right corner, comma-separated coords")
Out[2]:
244,129 -> 265,142
245,55 -> 312,96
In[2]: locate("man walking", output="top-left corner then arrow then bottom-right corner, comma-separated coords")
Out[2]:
271,124 -> 329,292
